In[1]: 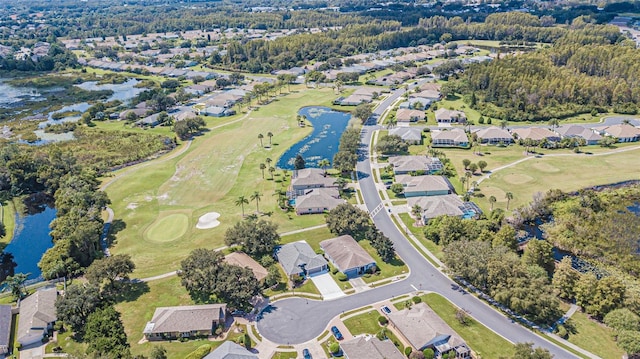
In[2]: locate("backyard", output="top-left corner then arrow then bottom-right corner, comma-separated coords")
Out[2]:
102,87 -> 350,278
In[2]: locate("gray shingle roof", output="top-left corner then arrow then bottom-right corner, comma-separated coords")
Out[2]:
396,175 -> 452,194
295,188 -> 344,212
389,127 -> 423,142
291,168 -> 336,189
388,155 -> 442,173
0,305 -> 12,350
340,335 -> 404,359
320,235 -> 375,272
431,129 -> 468,143
144,304 -> 226,334
276,241 -> 328,276
387,302 -> 467,351
408,194 -> 465,219
203,341 -> 258,359
17,287 -> 57,344
474,126 -> 513,141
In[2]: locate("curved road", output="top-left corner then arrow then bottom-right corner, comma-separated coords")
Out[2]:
257,88 -> 578,357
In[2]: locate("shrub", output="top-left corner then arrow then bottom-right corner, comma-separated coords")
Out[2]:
423,348 -> 435,359
412,296 -> 422,304
337,272 -> 348,281
555,325 -> 568,339
378,316 -> 388,325
331,266 -> 339,275
184,344 -> 211,359
405,346 -> 413,357
329,342 -> 340,354
243,333 -> 251,349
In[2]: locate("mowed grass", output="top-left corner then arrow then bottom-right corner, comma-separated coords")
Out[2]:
145,212 -> 190,242
104,88 -> 346,277
342,310 -> 381,335
0,200 -> 16,245
422,293 -> 515,359
564,311 -> 624,359
477,147 -> 640,212
398,213 -> 443,260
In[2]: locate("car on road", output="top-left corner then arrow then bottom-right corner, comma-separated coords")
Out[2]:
331,326 -> 343,340
381,306 -> 391,314
303,348 -> 312,359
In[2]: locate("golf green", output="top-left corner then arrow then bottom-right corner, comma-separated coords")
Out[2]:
145,213 -> 190,242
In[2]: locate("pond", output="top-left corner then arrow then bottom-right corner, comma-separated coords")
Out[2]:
276,106 -> 351,170
4,206 -> 56,281
0,79 -> 53,108
75,78 -> 144,103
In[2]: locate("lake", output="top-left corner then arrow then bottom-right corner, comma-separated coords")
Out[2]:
75,78 -> 144,103
4,206 -> 56,281
277,106 -> 351,170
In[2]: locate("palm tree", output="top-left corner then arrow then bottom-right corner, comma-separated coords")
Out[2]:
465,171 -> 472,191
235,196 -> 249,217
258,133 -> 264,147
266,157 -> 273,167
471,181 -> 478,191
460,176 -> 466,191
548,118 -> 559,130
318,158 -> 330,176
411,204 -> 423,226
267,132 -> 274,145
499,120 -> 508,130
505,192 -> 513,210
250,191 -> 263,213
334,177 -> 348,194
259,163 -> 266,178
268,166 -> 276,180
489,196 -> 497,211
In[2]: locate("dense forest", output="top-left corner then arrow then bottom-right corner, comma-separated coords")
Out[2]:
450,18 -> 640,121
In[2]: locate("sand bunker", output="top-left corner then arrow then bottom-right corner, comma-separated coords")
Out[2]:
196,212 -> 221,229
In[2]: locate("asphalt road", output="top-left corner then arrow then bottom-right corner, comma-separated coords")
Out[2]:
257,87 -> 578,358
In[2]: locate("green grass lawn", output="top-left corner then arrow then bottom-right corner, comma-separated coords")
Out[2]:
360,240 -> 408,284
477,146 -> 640,212
103,87 -> 351,278
564,311 -> 625,359
270,352 -> 298,359
398,213 -> 443,260
343,309 -> 382,335
0,200 -> 16,245
422,293 -> 515,359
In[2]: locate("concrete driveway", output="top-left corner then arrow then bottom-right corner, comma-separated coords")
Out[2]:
310,273 -> 345,300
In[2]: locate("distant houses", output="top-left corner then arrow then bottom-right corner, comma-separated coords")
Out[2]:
388,127 -> 423,145
143,304 -> 227,341
554,125 -> 601,145
430,129 -> 469,148
434,108 -> 466,124
512,127 -> 560,143
473,126 -> 513,145
388,156 -> 444,175
396,175 -> 453,198
597,123 -> 640,142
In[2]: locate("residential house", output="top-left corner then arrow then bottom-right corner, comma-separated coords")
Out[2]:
135,113 -> 161,127
395,109 -> 425,124
398,98 -> 433,110
554,125 -> 601,145
202,106 -> 232,117
340,335 -> 404,359
407,195 -> 480,223
474,126 -> 513,145
396,175 -> 453,198
339,94 -> 372,106
512,127 -> 560,143
291,168 -> 336,195
389,127 -> 423,144
431,129 -> 469,148
0,305 -> 11,354
600,123 -> 640,142
17,287 -> 57,347
143,304 -> 227,341
410,90 -> 441,101
320,235 -> 376,278
119,108 -> 149,121
174,110 -> 198,122
225,252 -> 268,282
388,156 -> 443,175
388,302 -> 471,358
295,188 -> 345,215
203,341 -> 258,359
276,241 -> 328,278
434,108 -> 466,123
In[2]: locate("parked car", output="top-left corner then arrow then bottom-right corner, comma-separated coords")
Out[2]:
331,326 -> 343,340
381,306 -> 391,314
303,348 -> 312,359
